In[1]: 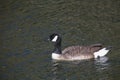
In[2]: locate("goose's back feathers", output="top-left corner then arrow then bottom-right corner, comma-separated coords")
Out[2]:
89,44 -> 103,52
60,44 -> 103,60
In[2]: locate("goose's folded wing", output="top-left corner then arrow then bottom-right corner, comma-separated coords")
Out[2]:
62,46 -> 91,57
89,44 -> 103,52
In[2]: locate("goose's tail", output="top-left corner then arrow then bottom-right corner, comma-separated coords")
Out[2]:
94,46 -> 112,58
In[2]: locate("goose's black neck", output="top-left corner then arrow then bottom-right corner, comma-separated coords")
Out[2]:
53,39 -> 62,54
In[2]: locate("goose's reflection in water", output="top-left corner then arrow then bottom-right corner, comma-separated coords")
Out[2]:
94,57 -> 111,80
94,57 -> 110,71
51,60 -> 62,80
51,57 -> 111,80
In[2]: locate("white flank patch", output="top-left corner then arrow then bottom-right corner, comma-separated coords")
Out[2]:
94,48 -> 110,58
52,36 -> 58,42
52,53 -> 61,60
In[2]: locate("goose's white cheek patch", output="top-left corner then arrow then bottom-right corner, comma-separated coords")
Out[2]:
52,36 -> 58,42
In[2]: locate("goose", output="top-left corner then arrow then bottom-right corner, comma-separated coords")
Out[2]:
48,33 -> 111,61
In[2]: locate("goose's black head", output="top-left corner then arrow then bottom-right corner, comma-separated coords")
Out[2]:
48,33 -> 62,54
48,33 -> 61,43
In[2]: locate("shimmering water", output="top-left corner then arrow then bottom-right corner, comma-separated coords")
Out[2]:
0,0 -> 120,80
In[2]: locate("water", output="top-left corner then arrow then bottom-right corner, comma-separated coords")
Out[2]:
0,0 -> 120,80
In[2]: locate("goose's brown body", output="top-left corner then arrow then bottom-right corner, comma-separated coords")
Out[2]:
53,44 -> 103,60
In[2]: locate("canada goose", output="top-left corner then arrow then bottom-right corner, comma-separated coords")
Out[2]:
48,33 -> 111,61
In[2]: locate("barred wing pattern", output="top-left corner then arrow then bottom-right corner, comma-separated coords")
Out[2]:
61,44 -> 103,59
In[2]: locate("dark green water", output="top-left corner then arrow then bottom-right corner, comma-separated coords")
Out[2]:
0,0 -> 120,80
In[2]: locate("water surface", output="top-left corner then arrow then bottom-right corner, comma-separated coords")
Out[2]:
0,0 -> 120,80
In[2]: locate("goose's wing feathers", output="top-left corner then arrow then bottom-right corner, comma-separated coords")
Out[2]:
61,44 -> 103,59
62,46 -> 90,56
89,43 -> 103,52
